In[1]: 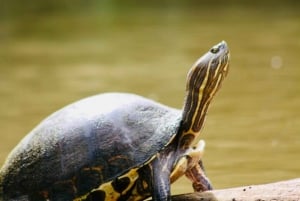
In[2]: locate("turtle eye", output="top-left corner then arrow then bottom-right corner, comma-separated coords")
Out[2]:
210,47 -> 219,54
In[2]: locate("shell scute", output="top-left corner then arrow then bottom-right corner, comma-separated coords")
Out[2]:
76,167 -> 103,196
0,93 -> 181,200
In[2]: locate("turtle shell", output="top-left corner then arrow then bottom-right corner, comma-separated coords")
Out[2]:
0,93 -> 182,199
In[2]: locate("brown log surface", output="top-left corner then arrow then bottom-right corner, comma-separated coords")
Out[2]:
172,178 -> 300,201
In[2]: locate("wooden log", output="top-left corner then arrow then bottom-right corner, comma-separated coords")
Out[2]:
171,178 -> 300,201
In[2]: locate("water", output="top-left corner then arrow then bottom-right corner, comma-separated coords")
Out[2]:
1,2 -> 300,195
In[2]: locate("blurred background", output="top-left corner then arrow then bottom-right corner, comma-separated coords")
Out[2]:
1,0 -> 300,194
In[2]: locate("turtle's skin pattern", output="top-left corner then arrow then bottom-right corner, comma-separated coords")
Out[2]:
0,41 -> 230,201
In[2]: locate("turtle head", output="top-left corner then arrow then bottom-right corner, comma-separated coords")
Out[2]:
179,41 -> 230,148
186,41 -> 229,92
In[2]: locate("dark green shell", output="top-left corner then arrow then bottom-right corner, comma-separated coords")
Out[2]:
0,93 -> 181,200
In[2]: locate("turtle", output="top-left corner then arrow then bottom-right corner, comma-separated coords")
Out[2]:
0,41 -> 230,201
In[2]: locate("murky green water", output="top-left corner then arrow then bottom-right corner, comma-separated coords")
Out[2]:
1,2 -> 300,195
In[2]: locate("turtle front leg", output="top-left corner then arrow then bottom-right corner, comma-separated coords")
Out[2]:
151,154 -> 172,201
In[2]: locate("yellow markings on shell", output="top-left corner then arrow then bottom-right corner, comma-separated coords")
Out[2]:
101,168 -> 139,201
74,168 -> 139,201
128,176 -> 151,201
129,181 -> 148,201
